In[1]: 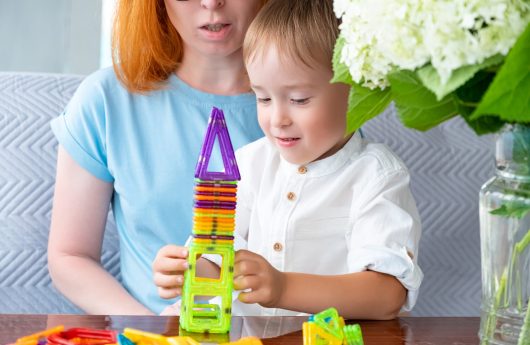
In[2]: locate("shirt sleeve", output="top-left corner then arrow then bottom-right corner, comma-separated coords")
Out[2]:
347,169 -> 423,311
50,73 -> 113,182
233,147 -> 253,251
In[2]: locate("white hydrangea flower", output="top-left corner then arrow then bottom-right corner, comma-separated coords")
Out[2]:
334,0 -> 530,89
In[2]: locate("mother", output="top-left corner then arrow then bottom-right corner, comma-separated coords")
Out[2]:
48,0 -> 265,315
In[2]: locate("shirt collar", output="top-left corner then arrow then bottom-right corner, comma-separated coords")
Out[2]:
279,130 -> 363,178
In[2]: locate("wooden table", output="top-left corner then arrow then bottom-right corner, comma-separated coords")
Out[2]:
0,315 -> 480,344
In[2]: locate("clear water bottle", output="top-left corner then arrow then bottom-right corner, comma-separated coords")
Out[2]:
479,124 -> 530,345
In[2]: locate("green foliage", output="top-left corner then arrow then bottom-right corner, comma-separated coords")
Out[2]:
418,54 -> 504,101
332,34 -> 392,134
332,22 -> 530,135
388,70 -> 459,131
455,71 -> 505,135
346,84 -> 392,134
472,23 -> 530,124
512,129 -> 530,176
331,35 -> 354,86
490,203 -> 530,219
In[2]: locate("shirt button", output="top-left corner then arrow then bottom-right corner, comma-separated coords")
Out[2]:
273,242 -> 283,252
298,166 -> 307,174
287,192 -> 296,201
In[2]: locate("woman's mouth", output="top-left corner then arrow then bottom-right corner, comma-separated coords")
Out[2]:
201,23 -> 229,32
199,23 -> 231,40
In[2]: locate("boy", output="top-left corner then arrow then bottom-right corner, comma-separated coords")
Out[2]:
153,0 -> 422,319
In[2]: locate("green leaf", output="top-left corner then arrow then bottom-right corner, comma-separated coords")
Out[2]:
455,70 -> 505,135
331,35 -> 391,134
461,116 -> 504,135
456,70 -> 496,105
345,83 -> 392,134
472,22 -> 530,123
512,128 -> 530,176
331,35 -> 354,85
490,203 -> 530,219
418,54 -> 504,101
388,70 -> 460,131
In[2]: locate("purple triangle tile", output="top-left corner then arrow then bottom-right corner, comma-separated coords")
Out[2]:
194,107 -> 241,181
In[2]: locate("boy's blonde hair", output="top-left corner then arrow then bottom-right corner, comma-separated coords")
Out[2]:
243,0 -> 339,69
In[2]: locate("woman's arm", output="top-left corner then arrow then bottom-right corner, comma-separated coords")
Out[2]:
48,147 -> 153,315
234,250 -> 406,320
153,245 -> 221,299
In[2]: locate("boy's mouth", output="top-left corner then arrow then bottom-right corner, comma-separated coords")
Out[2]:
277,137 -> 300,142
275,137 -> 301,148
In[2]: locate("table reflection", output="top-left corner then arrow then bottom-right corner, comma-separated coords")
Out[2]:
45,315 -> 306,343
358,318 -> 405,344
10,315 -> 477,345
158,316 -> 306,343
231,316 -> 306,339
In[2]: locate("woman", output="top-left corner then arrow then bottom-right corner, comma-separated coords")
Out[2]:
48,0 -> 265,315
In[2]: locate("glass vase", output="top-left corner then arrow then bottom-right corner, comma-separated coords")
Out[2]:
479,124 -> 530,345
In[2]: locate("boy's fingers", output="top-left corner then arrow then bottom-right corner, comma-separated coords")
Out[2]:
153,272 -> 184,289
158,286 -> 182,299
233,274 -> 260,291
233,259 -> 260,277
234,249 -> 256,262
238,289 -> 261,304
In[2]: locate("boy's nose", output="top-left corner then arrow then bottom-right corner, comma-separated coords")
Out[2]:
270,107 -> 292,128
201,0 -> 224,9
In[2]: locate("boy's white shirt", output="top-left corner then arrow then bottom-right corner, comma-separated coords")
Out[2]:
196,131 -> 423,316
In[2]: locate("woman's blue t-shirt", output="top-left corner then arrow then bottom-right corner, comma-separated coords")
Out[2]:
51,67 -> 263,314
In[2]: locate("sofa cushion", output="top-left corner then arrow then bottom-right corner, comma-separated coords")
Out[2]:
0,72 -> 120,314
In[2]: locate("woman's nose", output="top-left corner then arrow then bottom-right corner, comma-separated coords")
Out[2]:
200,0 -> 224,10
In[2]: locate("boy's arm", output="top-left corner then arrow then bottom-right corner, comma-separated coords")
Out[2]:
234,250 -> 405,320
278,271 -> 406,320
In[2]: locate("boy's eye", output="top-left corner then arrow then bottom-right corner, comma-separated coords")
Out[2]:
257,97 -> 271,104
290,98 -> 310,105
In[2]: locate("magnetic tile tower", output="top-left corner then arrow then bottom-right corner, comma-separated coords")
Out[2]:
180,107 -> 240,334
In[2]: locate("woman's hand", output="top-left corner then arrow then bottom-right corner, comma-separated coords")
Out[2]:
233,249 -> 286,308
152,245 -> 189,299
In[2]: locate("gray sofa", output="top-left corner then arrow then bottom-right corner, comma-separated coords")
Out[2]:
0,72 -> 495,315
0,72 -> 120,314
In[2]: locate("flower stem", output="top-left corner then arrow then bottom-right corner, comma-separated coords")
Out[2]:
483,229 -> 530,344
518,298 -> 530,345
512,230 -> 530,311
482,272 -> 507,344
515,230 -> 530,254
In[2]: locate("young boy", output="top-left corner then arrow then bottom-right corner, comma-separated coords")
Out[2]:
153,0 -> 422,319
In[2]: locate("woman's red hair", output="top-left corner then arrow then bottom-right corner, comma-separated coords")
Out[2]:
112,0 -> 268,93
112,0 -> 182,93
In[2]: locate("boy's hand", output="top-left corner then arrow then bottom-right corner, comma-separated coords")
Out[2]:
152,245 -> 188,299
233,249 -> 286,308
